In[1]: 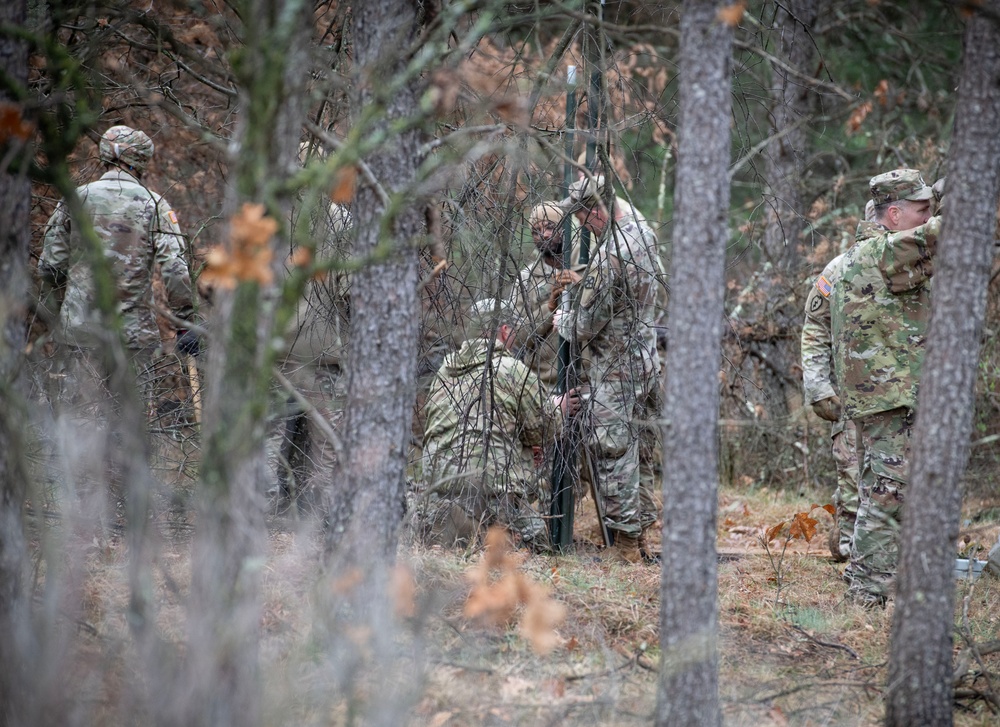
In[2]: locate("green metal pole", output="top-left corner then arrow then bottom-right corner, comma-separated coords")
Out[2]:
549,65 -> 578,549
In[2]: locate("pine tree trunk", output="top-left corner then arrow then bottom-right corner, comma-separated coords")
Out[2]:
180,1 -> 314,725
886,4 -> 1000,725
656,2 -> 732,725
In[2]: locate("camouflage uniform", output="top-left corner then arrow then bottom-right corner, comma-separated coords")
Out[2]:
39,157 -> 194,411
37,126 -> 194,534
801,251 -> 859,560
559,191 -> 660,541
619,198 -> 668,535
417,335 -> 562,549
509,233 -> 582,392
831,171 -> 939,603
272,202 -> 352,508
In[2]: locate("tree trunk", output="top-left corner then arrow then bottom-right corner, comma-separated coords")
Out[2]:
886,4 -> 1000,726
317,4 -> 426,723
723,0 -> 824,423
180,1 -> 314,726
325,0 -> 425,569
762,0 -> 821,268
656,2 -> 732,726
0,2 -> 33,723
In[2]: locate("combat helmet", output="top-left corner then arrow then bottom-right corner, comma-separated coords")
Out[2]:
99,125 -> 154,174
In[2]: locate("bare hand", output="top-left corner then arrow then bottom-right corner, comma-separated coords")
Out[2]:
553,386 -> 582,416
811,395 -> 842,422
546,269 -> 583,311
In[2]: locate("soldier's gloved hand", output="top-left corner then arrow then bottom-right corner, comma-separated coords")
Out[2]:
811,395 -> 842,422
176,329 -> 201,357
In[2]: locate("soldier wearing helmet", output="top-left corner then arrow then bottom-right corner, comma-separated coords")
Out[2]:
38,123 -> 194,416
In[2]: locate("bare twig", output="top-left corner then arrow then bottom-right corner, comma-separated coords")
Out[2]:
787,623 -> 859,660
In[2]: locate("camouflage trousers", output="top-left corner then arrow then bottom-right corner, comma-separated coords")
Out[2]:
637,375 -> 664,532
831,419 -> 859,559
584,371 -> 650,539
845,406 -> 914,602
268,362 -> 346,513
406,476 -> 549,551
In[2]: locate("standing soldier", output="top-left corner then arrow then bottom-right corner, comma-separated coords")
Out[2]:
38,124 -> 195,536
273,200 -> 352,512
509,202 -> 582,393
38,124 -> 195,412
414,299 -> 580,551
556,175 -> 661,563
831,169 -> 939,607
799,203 -> 873,562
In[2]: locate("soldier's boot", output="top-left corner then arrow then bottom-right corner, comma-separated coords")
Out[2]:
610,533 -> 643,565
638,530 -> 661,563
828,518 -> 848,562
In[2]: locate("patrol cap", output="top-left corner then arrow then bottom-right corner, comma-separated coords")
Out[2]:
529,202 -> 564,226
99,125 -> 155,173
557,175 -> 607,212
466,298 -> 523,331
869,168 -> 934,206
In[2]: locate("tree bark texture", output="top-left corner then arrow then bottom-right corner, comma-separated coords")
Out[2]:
182,1 -> 314,726
761,0 -> 821,267
656,2 -> 732,726
326,0 -> 425,568
886,4 -> 1000,726
0,2 -> 33,723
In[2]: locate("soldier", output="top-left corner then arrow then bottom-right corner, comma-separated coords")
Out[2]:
508,202 -> 582,392
37,124 -> 195,538
273,201 -> 353,512
555,175 -> 661,563
38,124 -> 195,413
830,168 -> 939,607
414,299 -> 580,551
800,203 -> 874,562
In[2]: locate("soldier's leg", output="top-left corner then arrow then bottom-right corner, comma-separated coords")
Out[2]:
587,374 -> 642,541
300,364 -> 346,514
831,420 -> 859,561
846,407 -> 912,605
637,378 -> 663,539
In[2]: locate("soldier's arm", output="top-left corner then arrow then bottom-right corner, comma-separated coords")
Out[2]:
151,197 -> 195,320
801,283 -> 837,404
38,202 -> 72,318
573,254 -> 616,343
880,215 -> 940,293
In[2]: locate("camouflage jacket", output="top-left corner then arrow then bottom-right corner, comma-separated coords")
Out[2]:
831,216 -> 940,419
801,251 -> 849,434
39,169 -> 193,350
509,241 -> 581,392
561,216 -> 660,384
423,338 -> 561,496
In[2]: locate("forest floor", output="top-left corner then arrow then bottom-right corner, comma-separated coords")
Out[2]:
53,456 -> 1000,727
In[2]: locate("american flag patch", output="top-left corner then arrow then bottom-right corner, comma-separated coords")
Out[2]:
168,210 -> 179,225
815,275 -> 833,297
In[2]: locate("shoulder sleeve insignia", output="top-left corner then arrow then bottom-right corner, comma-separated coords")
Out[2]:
168,210 -> 179,225
815,275 -> 833,297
